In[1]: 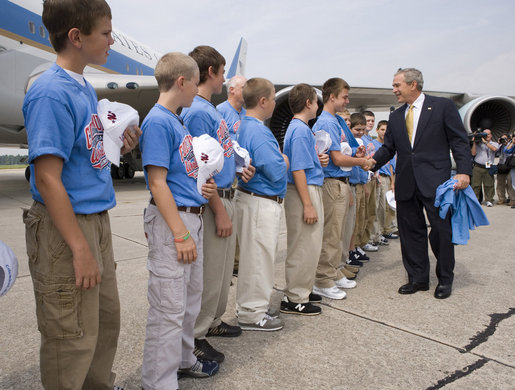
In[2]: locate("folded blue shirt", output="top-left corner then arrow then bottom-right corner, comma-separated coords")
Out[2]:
434,179 -> 489,245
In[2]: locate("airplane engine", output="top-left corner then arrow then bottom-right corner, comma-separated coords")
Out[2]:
459,96 -> 515,140
267,86 -> 323,149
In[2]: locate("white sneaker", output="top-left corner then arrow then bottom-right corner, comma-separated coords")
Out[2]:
362,243 -> 379,252
312,285 -> 347,300
486,201 -> 493,207
335,276 -> 357,289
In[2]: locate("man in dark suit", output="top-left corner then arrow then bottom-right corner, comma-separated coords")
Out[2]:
372,68 -> 472,299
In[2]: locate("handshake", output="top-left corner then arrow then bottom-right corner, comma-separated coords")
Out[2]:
355,145 -> 376,171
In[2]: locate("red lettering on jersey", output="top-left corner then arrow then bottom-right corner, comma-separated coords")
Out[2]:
216,119 -> 234,158
179,135 -> 199,178
83,114 -> 109,170
233,120 -> 241,134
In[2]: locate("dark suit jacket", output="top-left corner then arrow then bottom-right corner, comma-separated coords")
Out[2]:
373,94 -> 472,201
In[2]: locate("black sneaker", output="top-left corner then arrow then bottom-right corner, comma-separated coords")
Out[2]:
178,359 -> 219,378
309,292 -> 322,303
194,338 -> 225,363
384,233 -> 399,239
355,248 -> 370,261
206,321 -> 242,337
347,251 -> 364,266
280,296 -> 321,316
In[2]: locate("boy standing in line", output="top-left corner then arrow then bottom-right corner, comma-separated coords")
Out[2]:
282,84 -> 329,315
235,78 -> 288,330
372,120 -> 398,239
22,1 -> 140,388
312,78 -> 370,300
181,46 -> 254,363
140,52 -> 219,390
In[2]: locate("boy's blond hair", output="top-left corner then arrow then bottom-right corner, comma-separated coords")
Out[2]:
243,78 -> 275,109
43,0 -> 112,52
154,52 -> 199,92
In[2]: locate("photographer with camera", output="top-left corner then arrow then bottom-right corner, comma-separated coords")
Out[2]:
500,134 -> 515,208
496,134 -> 512,204
471,129 -> 499,206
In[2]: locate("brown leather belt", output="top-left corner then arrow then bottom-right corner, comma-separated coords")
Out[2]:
237,187 -> 283,204
217,187 -> 235,200
325,176 -> 349,183
150,198 -> 205,215
473,162 -> 487,169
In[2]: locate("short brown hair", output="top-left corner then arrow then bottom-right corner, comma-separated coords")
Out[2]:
377,120 -> 388,129
188,46 -> 226,84
288,83 -> 316,114
350,113 -> 366,129
43,0 -> 112,52
243,78 -> 275,109
154,52 -> 199,92
322,78 -> 350,103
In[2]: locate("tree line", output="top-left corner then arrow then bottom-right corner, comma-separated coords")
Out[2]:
0,155 -> 28,165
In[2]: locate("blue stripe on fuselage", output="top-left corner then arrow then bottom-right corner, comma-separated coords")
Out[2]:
0,0 -> 155,75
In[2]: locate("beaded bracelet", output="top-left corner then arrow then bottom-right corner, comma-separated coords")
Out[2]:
174,231 -> 191,243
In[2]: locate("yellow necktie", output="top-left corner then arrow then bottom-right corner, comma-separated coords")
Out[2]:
406,104 -> 414,143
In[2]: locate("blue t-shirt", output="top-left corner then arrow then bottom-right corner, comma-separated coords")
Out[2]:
216,100 -> 246,142
236,116 -> 287,197
22,64 -> 116,214
312,111 -> 350,178
140,104 -> 207,207
182,96 -> 235,189
283,118 -> 324,186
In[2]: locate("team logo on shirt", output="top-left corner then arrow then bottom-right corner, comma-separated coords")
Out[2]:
217,119 -> 234,158
179,134 -> 199,178
84,114 -> 109,169
233,120 -> 241,134
366,143 -> 375,157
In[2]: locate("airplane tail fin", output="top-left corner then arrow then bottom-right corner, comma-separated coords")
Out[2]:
226,38 -> 247,79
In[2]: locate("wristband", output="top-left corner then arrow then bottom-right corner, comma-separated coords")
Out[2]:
174,231 -> 191,243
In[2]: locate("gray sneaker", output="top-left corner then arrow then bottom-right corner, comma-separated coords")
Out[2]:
239,314 -> 284,331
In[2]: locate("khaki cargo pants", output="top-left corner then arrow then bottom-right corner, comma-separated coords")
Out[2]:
23,201 -> 120,390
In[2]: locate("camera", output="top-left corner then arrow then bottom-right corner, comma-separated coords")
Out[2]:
499,135 -> 509,145
472,130 -> 488,143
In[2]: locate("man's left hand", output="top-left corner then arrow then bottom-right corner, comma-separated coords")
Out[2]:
453,174 -> 470,190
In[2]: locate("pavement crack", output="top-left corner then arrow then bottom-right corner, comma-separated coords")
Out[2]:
462,307 -> 514,352
425,358 -> 488,390
111,233 -> 148,248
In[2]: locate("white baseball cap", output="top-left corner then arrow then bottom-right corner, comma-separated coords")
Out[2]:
0,241 -> 18,297
386,190 -> 396,210
97,99 -> 139,167
232,140 -> 250,173
315,130 -> 332,154
192,134 -> 225,195
340,142 -> 352,172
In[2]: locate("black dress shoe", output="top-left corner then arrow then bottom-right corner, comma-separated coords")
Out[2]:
434,284 -> 452,299
398,282 -> 429,294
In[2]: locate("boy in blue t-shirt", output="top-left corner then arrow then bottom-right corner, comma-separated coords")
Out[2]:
235,77 -> 288,331
372,120 -> 398,239
282,84 -> 329,315
217,75 -> 247,141
22,1 -> 140,388
181,46 -> 255,364
140,52 -> 219,390
311,78 -> 370,301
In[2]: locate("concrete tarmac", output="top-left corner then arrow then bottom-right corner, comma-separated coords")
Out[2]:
0,168 -> 513,390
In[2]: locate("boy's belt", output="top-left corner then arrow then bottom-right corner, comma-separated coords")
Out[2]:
473,162 -> 487,169
217,187 -> 235,200
150,198 -> 205,215
325,177 -> 349,183
237,187 -> 283,204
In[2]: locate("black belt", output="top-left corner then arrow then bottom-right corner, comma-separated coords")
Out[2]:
473,162 -> 487,169
325,177 -> 349,183
150,198 -> 205,215
379,173 -> 390,177
237,187 -> 283,204
217,187 -> 235,200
